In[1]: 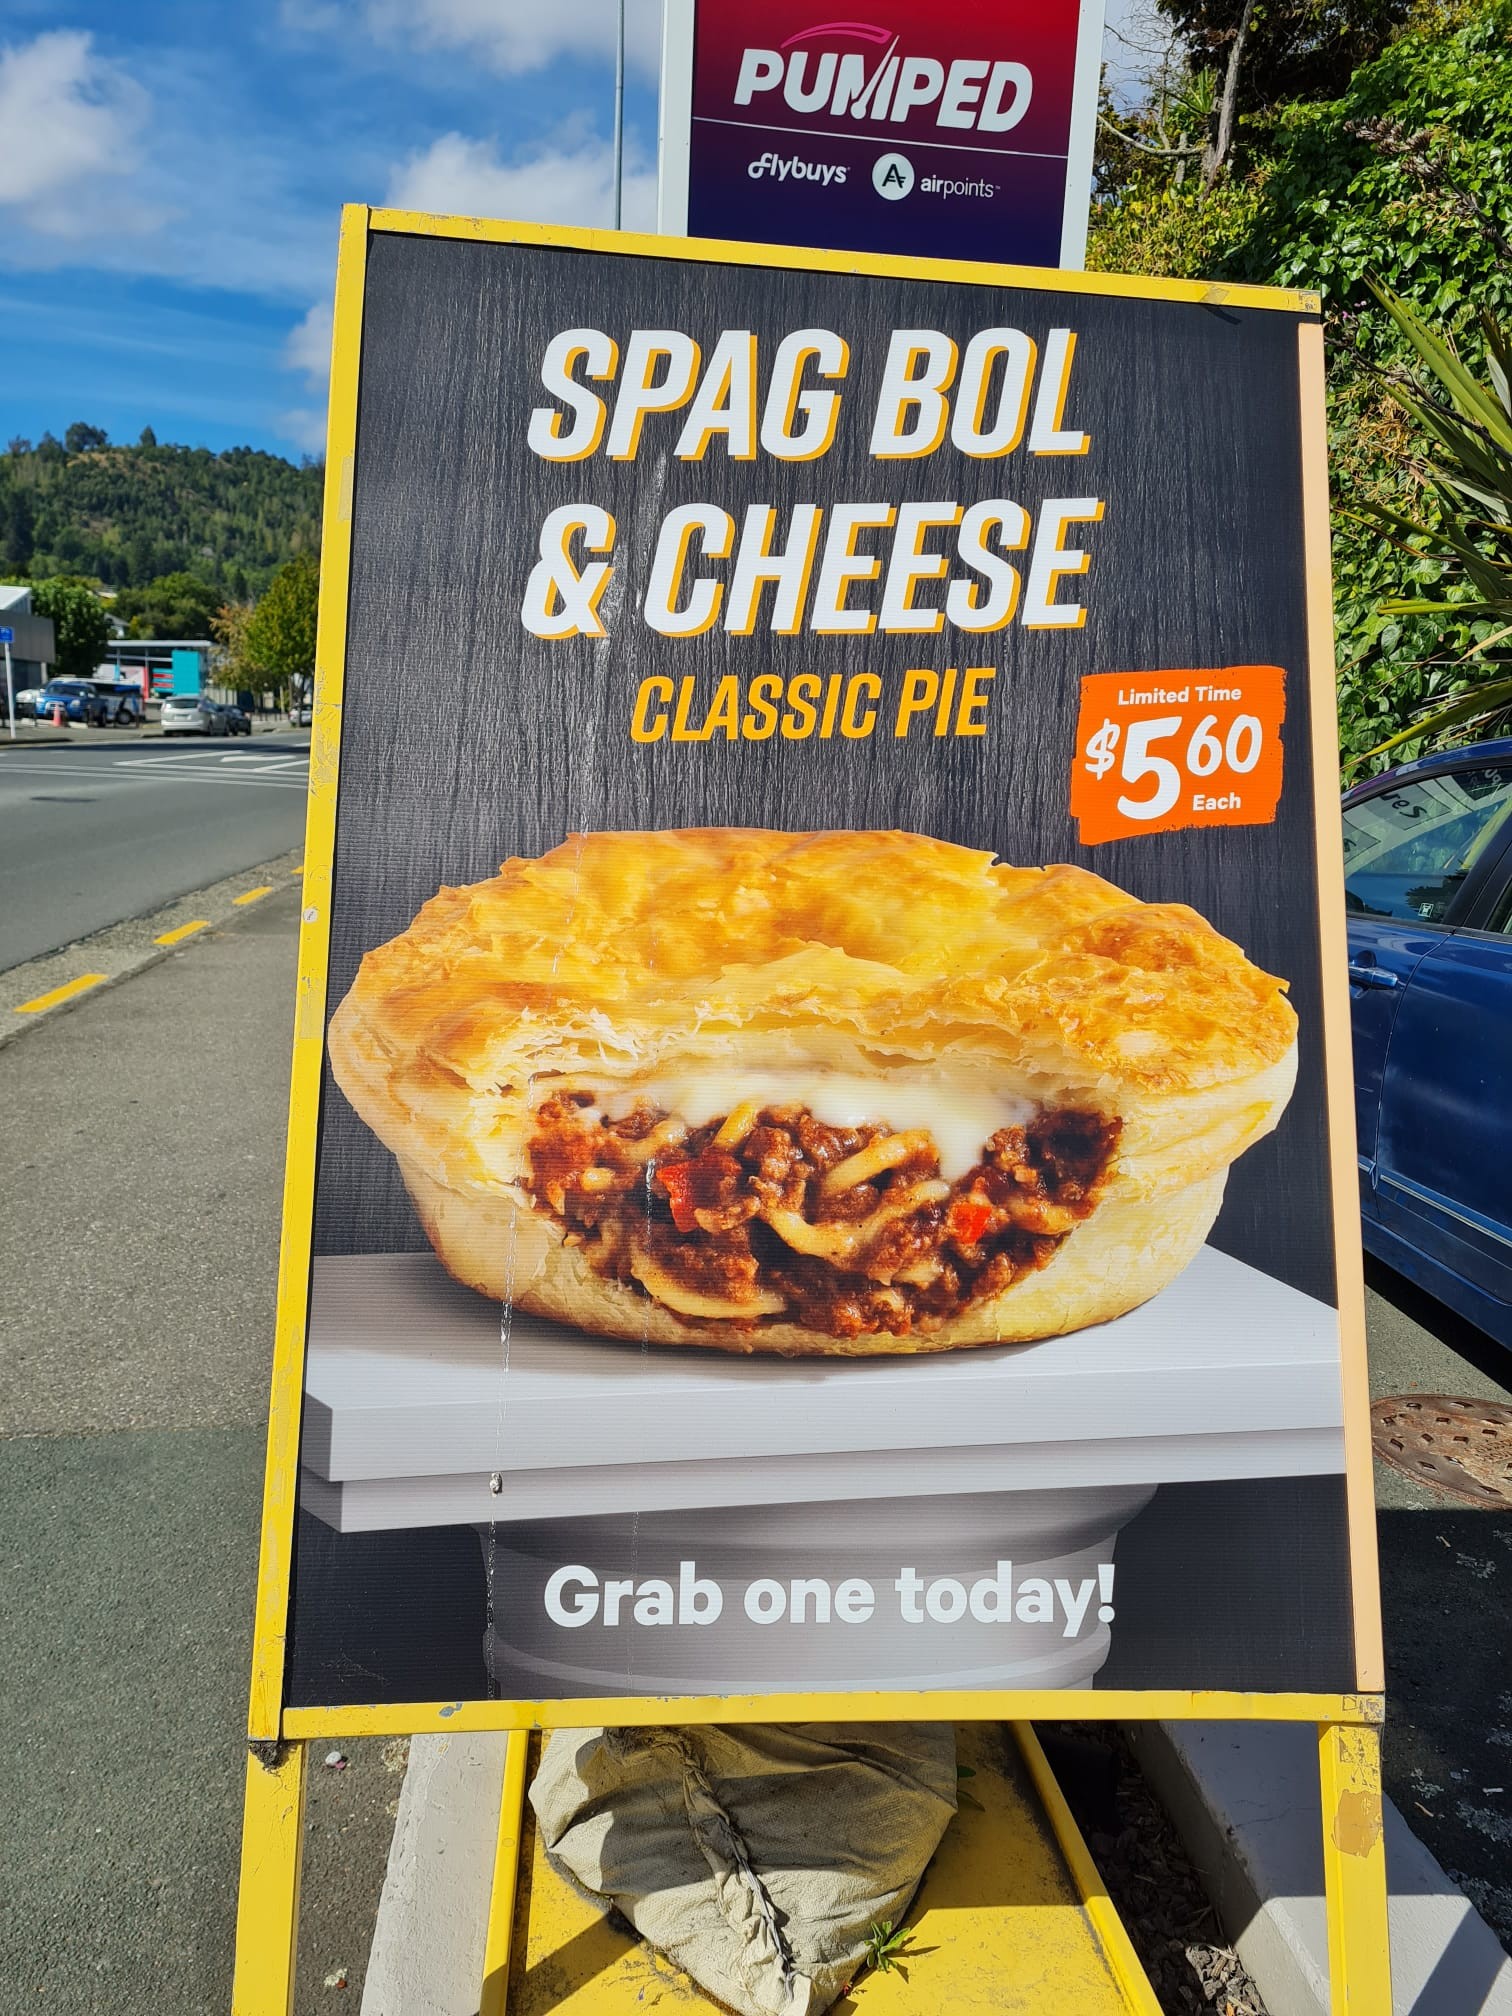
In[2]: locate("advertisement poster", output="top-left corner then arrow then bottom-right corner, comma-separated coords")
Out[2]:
277,211 -> 1370,1716
658,0 -> 1106,268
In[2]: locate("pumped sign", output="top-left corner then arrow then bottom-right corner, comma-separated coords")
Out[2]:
660,0 -> 1105,269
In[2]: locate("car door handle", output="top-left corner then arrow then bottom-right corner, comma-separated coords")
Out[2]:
1348,962 -> 1400,990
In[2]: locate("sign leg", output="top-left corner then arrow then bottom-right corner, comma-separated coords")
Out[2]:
232,1742 -> 308,2016
1319,1720 -> 1392,2015
479,1730 -> 532,2016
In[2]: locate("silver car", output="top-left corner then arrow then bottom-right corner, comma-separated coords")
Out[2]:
160,694 -> 229,737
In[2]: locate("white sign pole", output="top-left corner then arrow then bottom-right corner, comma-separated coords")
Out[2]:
1061,0 -> 1108,270
3,639 -> 14,741
657,0 -> 695,234
612,0 -> 626,228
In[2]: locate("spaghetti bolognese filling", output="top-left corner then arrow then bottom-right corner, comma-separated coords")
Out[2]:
527,1093 -> 1121,1340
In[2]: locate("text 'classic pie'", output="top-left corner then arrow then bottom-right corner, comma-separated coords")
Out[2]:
328,829 -> 1298,1356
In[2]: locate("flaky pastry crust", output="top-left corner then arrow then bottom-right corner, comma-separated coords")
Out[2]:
328,829 -> 1298,1353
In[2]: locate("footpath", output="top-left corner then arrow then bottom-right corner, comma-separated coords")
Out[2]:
0,880 -> 391,2014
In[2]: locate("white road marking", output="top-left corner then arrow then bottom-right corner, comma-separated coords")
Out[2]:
116,750 -> 309,774
0,759 -> 307,792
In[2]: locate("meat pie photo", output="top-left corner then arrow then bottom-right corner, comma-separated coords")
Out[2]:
327,828 -> 1298,1356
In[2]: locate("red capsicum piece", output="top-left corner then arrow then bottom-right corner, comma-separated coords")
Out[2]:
947,1196 -> 993,1246
655,1161 -> 700,1233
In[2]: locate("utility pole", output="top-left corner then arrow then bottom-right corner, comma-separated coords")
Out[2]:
2,636 -> 14,741
612,0 -> 626,229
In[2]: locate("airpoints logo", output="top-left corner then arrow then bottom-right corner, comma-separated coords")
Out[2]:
873,151 -> 1000,203
872,152 -> 913,199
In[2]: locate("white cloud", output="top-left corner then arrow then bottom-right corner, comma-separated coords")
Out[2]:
387,129 -> 657,231
282,121 -> 656,460
276,406 -> 330,455
276,302 -> 335,456
0,30 -> 158,236
0,35 -> 339,300
351,0 -> 663,80
286,300 -> 334,384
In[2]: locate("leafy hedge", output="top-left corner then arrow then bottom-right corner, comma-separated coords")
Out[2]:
1089,0 -> 1512,769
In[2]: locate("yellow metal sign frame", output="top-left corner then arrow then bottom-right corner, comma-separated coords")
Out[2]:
233,205 -> 1391,2015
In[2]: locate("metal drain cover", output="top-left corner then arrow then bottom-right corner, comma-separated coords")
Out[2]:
1371,1394 -> 1512,1507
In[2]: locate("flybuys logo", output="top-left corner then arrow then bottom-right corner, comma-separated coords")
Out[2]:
734,22 -> 1032,134
748,151 -> 848,186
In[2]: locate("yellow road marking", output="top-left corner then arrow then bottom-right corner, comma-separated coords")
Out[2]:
15,972 -> 109,1015
233,885 -> 273,906
291,865 -> 303,875
154,919 -> 211,946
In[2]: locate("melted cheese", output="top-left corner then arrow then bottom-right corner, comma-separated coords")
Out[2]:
582,1068 -> 1036,1181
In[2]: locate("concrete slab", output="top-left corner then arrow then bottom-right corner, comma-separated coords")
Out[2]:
361,1733 -> 511,2016
1127,1720 -> 1512,2016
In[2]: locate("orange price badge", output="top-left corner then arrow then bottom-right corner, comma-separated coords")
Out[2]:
1069,665 -> 1286,846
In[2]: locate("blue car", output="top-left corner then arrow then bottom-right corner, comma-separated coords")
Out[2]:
1342,738 -> 1512,1347
33,679 -> 108,725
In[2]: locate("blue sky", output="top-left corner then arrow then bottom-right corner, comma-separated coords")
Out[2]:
0,1 -> 1155,463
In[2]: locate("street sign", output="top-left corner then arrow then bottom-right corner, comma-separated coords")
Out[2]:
245,208 -> 1379,1746
658,0 -> 1106,268
0,627 -> 14,644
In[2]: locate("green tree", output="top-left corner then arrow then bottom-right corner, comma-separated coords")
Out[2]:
0,431 -> 321,590
245,556 -> 319,695
29,579 -> 111,680
2,487 -> 35,571
64,422 -> 109,454
211,599 -> 276,699
138,426 -> 157,448
114,570 -> 224,639
1160,0 -> 1410,121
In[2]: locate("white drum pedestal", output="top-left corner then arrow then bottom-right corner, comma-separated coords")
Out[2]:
476,1485 -> 1155,1694
299,1246 -> 1345,1696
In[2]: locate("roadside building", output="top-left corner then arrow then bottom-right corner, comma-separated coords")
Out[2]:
0,584 -> 58,691
105,638 -> 214,698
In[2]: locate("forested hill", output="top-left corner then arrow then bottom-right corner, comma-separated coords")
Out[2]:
0,431 -> 323,595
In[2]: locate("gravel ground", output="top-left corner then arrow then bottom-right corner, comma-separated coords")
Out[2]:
295,1738 -> 410,2010
1040,1724 -> 1269,2016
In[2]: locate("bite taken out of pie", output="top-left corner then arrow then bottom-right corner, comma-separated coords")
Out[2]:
326,828 -> 1298,1357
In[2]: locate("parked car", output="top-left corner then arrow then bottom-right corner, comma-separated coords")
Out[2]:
219,701 -> 253,735
12,686 -> 42,717
94,685 -> 144,726
290,699 -> 313,727
1343,738 -> 1512,1348
33,678 -> 109,725
161,693 -> 230,736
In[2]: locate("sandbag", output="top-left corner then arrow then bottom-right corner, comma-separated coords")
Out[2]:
529,1722 -> 956,2016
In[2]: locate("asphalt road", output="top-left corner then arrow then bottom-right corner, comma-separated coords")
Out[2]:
0,735 -> 310,974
